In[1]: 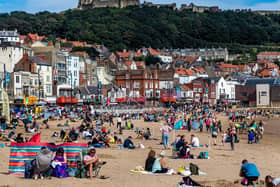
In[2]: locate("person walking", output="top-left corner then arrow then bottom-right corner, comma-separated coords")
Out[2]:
160,123 -> 172,149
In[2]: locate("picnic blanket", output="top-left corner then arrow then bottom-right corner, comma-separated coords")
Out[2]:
8,142 -> 87,175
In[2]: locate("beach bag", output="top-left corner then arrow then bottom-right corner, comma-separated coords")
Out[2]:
67,167 -> 76,177
199,152 -> 208,159
75,162 -> 87,178
182,176 -> 201,186
189,163 -> 199,175
24,160 -> 35,179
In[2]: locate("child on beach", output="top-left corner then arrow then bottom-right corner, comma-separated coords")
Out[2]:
248,130 -> 255,144
221,131 -> 227,146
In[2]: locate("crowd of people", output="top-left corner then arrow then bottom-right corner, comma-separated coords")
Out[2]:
0,104 -> 279,185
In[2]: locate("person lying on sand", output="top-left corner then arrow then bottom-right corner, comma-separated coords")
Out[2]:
265,175 -> 280,187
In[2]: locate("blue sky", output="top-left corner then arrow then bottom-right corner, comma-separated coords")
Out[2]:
0,0 -> 279,13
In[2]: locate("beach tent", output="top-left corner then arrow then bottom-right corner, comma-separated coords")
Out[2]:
8,142 -> 87,175
174,120 -> 183,130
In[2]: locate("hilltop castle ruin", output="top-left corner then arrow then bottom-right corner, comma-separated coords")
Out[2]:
78,0 -> 140,9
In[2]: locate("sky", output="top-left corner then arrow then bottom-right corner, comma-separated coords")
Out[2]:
0,0 -> 279,13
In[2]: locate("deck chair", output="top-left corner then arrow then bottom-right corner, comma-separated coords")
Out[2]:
76,149 -> 105,178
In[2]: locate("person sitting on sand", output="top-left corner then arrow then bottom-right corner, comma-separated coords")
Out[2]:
190,134 -> 200,147
265,175 -> 280,187
145,150 -> 156,172
83,148 -> 105,179
52,148 -> 67,178
176,135 -> 185,150
239,159 -> 260,186
123,136 -> 135,149
178,142 -> 192,159
143,128 -> 152,140
152,151 -> 170,174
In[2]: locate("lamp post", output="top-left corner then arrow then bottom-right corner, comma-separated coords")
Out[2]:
38,67 -> 41,103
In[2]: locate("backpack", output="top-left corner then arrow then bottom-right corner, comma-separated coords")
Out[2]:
24,160 -> 35,179
189,163 -> 199,175
199,152 -> 208,159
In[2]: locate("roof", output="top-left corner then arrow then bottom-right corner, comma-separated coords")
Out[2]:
257,51 -> 280,56
219,63 -> 238,69
238,65 -> 248,71
181,84 -> 193,91
258,69 -> 272,77
149,48 -> 160,56
29,56 -> 51,66
244,78 -> 280,86
71,41 -> 86,47
27,34 -> 45,42
117,52 -> 130,58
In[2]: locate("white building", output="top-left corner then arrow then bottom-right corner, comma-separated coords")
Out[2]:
31,56 -> 53,98
10,71 -> 39,97
216,77 -> 239,100
0,44 -> 32,73
0,30 -> 20,43
66,55 -> 80,88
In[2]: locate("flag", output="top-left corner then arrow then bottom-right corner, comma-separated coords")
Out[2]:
28,133 -> 41,142
1,90 -> 10,123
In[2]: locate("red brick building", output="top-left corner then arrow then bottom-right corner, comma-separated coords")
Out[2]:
114,68 -> 160,100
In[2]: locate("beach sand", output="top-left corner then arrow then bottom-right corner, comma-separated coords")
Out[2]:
0,114 -> 279,187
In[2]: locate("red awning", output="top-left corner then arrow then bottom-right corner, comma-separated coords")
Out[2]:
57,96 -> 78,104
160,97 -> 176,102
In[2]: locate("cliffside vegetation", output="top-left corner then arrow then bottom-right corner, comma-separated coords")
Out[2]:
1,7 -> 280,53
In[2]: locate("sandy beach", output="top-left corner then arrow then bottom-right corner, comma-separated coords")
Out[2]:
0,114 -> 279,187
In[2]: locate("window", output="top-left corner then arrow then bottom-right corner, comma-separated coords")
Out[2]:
126,82 -> 130,89
154,73 -> 157,79
74,71 -> 77,76
16,76 -> 20,83
241,92 -> 247,97
260,91 -> 267,96
35,80 -> 37,86
47,66 -> 49,71
126,74 -> 130,79
82,75 -> 86,79
198,88 -> 202,93
150,82 -> 153,89
47,75 -> 50,82
134,82 -> 140,88
145,73 -> 147,79
47,85 -> 51,93
145,82 -> 148,89
30,79 -> 33,85
193,88 -> 197,92
155,83 -> 158,89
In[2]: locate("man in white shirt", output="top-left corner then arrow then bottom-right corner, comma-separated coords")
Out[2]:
191,134 -> 200,147
117,117 -> 122,129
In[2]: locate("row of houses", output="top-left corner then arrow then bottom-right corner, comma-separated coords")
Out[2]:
1,29 -> 280,107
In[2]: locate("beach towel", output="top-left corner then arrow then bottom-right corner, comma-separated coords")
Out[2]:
130,169 -> 207,176
8,142 -> 87,176
130,169 -> 174,175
